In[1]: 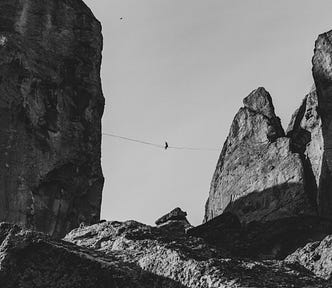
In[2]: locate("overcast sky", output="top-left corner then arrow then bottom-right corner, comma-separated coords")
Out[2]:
84,0 -> 332,226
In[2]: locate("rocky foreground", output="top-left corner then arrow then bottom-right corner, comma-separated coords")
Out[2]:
0,218 -> 330,288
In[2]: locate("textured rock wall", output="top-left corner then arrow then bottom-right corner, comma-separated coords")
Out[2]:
204,87 -> 316,223
311,30 -> 332,218
0,0 -> 104,237
286,29 -> 332,219
287,88 -> 323,215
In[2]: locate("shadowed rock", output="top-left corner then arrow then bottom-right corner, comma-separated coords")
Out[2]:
0,0 -> 104,237
191,203 -> 332,260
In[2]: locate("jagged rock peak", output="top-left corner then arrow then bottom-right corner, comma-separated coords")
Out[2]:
204,88 -> 315,223
313,30 -> 332,83
243,87 -> 276,119
0,0 -> 104,237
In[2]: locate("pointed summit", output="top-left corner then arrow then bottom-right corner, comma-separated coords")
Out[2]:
243,87 -> 276,119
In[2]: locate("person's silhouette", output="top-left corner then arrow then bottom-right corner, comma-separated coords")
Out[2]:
164,141 -> 169,150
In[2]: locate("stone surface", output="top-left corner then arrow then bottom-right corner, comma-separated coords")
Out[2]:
309,29 -> 332,218
285,29 -> 332,220
155,207 -> 188,225
204,87 -> 316,223
287,89 -> 323,215
189,214 -> 332,260
0,0 -> 104,237
64,220 -> 331,288
286,234 -> 332,280
0,222 -> 187,288
0,220 -> 329,287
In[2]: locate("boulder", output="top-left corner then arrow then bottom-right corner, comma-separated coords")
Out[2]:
155,207 -> 188,225
155,207 -> 192,233
0,0 -> 104,237
286,234 -> 332,280
204,87 -> 316,223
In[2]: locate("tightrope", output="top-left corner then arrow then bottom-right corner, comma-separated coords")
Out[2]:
102,132 -> 220,152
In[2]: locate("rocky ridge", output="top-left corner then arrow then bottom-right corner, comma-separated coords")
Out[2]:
1,221 -> 329,288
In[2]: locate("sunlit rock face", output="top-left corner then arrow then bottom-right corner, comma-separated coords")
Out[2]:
310,30 -> 332,218
204,87 -> 316,224
287,88 -> 324,215
0,0 -> 104,237
287,29 -> 332,220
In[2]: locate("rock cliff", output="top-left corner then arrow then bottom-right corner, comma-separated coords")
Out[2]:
285,29 -> 332,219
204,87 -> 316,223
309,30 -> 332,218
0,0 -> 104,237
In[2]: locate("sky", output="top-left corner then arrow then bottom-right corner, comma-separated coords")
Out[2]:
84,0 -> 332,226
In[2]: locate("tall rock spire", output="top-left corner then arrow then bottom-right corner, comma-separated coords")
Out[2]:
204,88 -> 316,223
286,30 -> 332,219
0,0 -> 104,237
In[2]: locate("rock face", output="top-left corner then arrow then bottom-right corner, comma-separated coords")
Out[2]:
286,234 -> 332,280
204,87 -> 316,223
0,221 -> 328,288
0,0 -> 104,237
155,207 -> 192,233
285,29 -> 332,219
287,88 -> 322,202
189,214 -> 332,260
64,221 -> 330,288
309,30 -> 332,218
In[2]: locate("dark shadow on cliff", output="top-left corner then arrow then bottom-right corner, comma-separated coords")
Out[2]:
288,125 -> 319,212
190,182 -> 332,260
318,154 -> 332,217
223,182 -> 317,223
